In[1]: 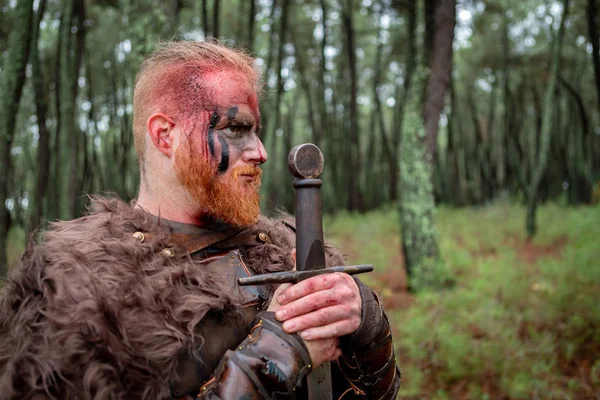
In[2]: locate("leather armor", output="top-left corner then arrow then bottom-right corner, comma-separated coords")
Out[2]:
164,229 -> 400,399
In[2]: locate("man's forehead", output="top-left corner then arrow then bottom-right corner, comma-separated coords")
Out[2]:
200,70 -> 258,107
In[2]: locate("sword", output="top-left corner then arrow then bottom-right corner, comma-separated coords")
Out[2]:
237,144 -> 374,398
287,143 -> 332,400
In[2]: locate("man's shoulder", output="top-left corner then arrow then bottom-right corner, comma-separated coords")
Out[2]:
23,196 -> 170,272
41,196 -> 163,244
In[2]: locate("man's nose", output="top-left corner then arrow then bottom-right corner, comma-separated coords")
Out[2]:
244,136 -> 268,165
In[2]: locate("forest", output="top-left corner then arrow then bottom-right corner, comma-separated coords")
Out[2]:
1,0 -> 599,398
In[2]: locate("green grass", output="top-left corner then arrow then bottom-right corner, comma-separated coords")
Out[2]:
324,202 -> 600,400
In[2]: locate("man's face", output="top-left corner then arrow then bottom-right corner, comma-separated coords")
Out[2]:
173,70 -> 268,226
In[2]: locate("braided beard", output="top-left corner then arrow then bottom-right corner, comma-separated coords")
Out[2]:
174,138 -> 262,227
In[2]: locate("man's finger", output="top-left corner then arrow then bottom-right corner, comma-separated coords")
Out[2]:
281,305 -> 350,333
300,319 -> 359,340
277,273 -> 340,305
275,282 -> 357,322
266,283 -> 292,312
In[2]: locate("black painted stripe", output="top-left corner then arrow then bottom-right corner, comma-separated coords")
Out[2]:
207,129 -> 215,156
217,135 -> 229,173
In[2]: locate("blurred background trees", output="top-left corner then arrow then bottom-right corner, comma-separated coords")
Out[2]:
0,0 -> 599,280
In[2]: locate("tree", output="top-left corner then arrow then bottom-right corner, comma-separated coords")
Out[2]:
526,0 -> 571,238
0,0 -> 34,276
587,0 -> 600,111
399,0 -> 455,291
341,0 -> 364,211
28,0 -> 51,237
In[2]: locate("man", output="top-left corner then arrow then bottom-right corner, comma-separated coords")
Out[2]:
0,41 -> 399,399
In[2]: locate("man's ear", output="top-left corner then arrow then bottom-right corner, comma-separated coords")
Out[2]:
147,113 -> 176,157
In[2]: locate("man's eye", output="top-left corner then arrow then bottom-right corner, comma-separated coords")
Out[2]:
228,126 -> 250,137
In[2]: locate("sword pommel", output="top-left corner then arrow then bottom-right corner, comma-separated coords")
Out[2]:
288,143 -> 324,179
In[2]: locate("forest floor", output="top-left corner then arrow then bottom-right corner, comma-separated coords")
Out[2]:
4,202 -> 599,399
324,202 -> 600,400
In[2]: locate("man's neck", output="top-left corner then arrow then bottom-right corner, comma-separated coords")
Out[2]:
136,185 -> 211,227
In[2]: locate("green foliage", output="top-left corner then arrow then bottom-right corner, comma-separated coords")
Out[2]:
325,202 -> 600,399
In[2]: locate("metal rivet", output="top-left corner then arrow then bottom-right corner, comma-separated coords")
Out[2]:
161,248 -> 174,257
257,232 -> 268,243
132,232 -> 145,242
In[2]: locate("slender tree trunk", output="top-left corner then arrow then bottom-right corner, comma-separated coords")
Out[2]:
259,0 -> 279,143
48,7 -> 64,222
292,35 -> 318,144
486,74 -> 498,196
212,0 -> 220,39
248,0 -> 256,51
559,76 -> 595,198
499,13 -> 510,190
587,0 -> 600,111
0,0 -> 34,276
423,0 -> 456,158
526,0 -> 570,238
372,10 -> 395,203
67,0 -> 86,218
266,0 -> 289,211
342,0 -> 363,211
28,0 -> 50,238
202,0 -> 210,37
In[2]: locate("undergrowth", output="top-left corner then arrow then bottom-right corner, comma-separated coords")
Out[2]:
4,203 -> 599,398
324,202 -> 600,399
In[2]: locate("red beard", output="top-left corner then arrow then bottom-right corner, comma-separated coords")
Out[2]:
174,138 -> 262,227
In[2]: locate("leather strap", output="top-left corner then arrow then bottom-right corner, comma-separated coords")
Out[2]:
135,229 -> 271,258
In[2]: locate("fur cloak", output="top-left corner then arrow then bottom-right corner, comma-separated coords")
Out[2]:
0,197 -> 344,400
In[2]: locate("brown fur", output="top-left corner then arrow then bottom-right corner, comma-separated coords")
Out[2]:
0,197 -> 345,400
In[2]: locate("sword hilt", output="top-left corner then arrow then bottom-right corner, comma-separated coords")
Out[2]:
238,264 -> 374,286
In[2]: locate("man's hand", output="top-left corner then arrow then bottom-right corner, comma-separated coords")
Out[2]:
268,283 -> 342,368
273,272 -> 362,341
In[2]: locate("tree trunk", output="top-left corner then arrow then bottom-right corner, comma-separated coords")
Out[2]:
248,0 -> 256,51
212,0 -> 220,39
291,35 -> 318,145
28,0 -> 50,238
423,0 -> 456,158
266,0 -> 289,211
559,76 -> 595,200
400,0 -> 454,291
0,0 -> 34,276
587,0 -> 600,111
526,0 -> 570,238
372,9 -> 395,204
399,68 -> 447,291
202,0 -> 210,37
342,0 -> 363,211
67,0 -> 86,219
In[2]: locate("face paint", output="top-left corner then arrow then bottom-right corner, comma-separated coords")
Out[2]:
207,111 -> 219,157
227,106 -> 239,121
217,135 -> 229,173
